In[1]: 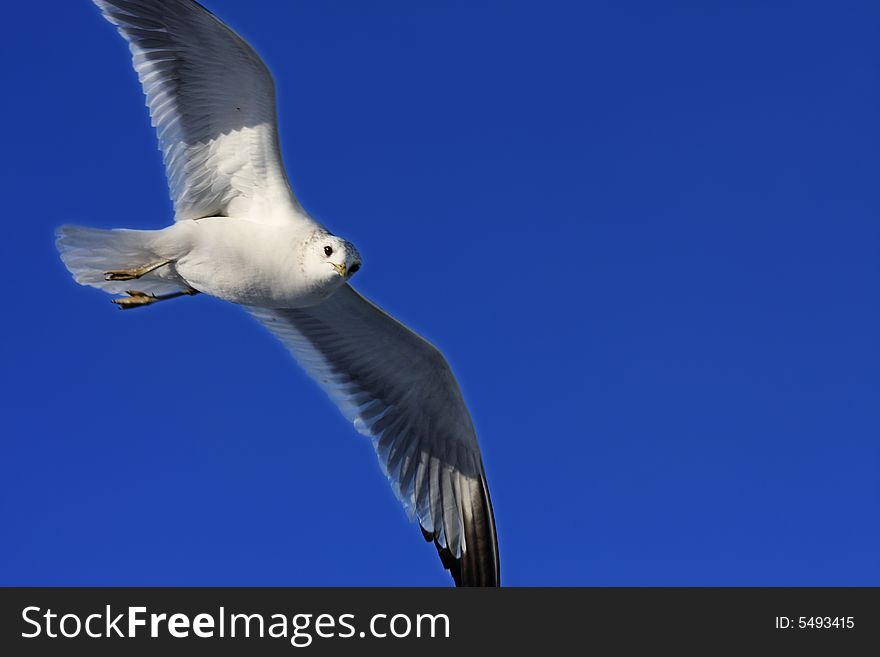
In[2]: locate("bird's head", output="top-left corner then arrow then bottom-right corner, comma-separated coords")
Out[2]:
302,231 -> 362,289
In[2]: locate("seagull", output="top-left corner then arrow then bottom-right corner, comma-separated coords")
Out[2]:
56,0 -> 499,587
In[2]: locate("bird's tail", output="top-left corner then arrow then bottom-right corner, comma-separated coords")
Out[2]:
56,225 -> 184,296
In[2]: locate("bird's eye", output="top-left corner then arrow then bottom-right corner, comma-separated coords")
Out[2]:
323,246 -> 333,257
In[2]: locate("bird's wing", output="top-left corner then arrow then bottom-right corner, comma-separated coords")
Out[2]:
94,0 -> 307,226
248,285 -> 500,586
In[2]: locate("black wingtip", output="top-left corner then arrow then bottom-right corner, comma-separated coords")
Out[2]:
422,473 -> 500,587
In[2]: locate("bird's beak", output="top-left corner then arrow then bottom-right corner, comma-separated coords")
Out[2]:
331,262 -> 347,277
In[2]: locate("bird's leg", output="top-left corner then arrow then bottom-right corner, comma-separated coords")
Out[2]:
112,288 -> 199,310
104,259 -> 173,281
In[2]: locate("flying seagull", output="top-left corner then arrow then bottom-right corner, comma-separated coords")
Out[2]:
56,0 -> 499,587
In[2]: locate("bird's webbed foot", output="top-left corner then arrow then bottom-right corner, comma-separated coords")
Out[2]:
104,259 -> 173,281
112,288 -> 199,310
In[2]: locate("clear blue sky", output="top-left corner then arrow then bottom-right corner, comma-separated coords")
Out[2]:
1,0 -> 877,585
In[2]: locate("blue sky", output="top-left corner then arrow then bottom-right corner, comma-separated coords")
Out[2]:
1,0 -> 877,585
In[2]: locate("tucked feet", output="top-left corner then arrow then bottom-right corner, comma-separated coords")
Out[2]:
112,288 -> 199,310
104,259 -> 173,281
112,290 -> 156,309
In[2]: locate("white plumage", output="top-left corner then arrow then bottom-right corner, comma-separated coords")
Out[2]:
95,0 -> 304,225
56,0 -> 499,586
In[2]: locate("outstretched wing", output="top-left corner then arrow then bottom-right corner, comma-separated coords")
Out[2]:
94,0 -> 306,225
249,286 -> 500,586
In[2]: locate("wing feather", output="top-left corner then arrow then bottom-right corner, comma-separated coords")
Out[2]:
249,285 -> 500,586
94,0 -> 307,225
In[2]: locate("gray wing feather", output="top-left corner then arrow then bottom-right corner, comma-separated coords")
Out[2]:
249,285 -> 500,586
94,0 -> 304,224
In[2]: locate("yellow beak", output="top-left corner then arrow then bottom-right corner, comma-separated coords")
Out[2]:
331,262 -> 347,276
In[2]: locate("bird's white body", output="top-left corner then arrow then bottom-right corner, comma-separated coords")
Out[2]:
152,219 -> 350,308
58,217 -> 360,309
